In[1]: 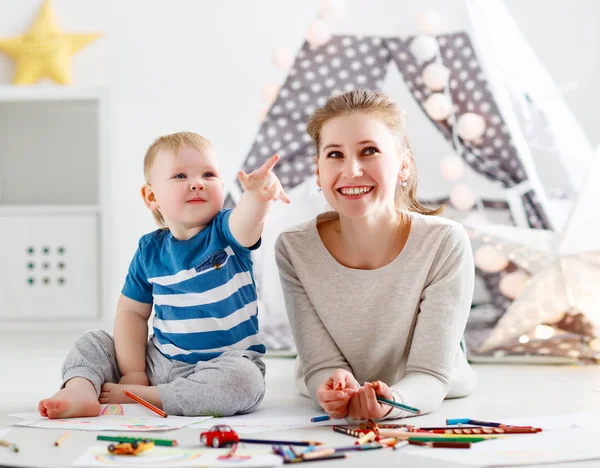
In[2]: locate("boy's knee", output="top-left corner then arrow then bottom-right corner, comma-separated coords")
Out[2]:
77,329 -> 113,350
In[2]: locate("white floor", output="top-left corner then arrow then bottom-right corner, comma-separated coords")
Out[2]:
1,331 -> 600,467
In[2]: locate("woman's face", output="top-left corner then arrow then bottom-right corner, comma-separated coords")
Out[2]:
316,112 -> 408,219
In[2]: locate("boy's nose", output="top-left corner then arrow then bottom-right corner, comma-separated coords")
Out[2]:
190,180 -> 205,191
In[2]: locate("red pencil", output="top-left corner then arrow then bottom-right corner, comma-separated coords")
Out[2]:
123,390 -> 167,418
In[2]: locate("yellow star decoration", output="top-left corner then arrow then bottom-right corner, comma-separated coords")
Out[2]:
0,0 -> 101,85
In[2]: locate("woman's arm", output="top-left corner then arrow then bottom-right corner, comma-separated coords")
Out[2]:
387,224 -> 477,418
275,235 -> 353,403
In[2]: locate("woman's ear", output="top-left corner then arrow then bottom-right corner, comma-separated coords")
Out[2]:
314,155 -> 321,188
141,184 -> 158,210
398,158 -> 410,183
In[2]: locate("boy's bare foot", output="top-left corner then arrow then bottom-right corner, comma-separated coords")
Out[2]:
100,383 -> 162,409
38,377 -> 101,419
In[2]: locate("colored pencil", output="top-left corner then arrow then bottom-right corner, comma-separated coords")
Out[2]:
446,418 -> 471,425
0,439 -> 19,452
376,396 -> 420,414
401,435 -> 492,443
337,442 -> 383,452
419,425 -> 484,431
310,415 -> 331,422
303,448 -> 335,459
393,441 -> 409,450
97,435 -> 178,447
431,427 -> 540,435
287,452 -> 346,463
332,426 -> 364,437
123,389 -> 167,418
355,431 -> 376,445
54,431 -> 70,446
238,438 -> 322,447
409,440 -> 472,449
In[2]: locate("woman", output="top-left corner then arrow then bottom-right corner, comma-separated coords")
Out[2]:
275,90 -> 477,420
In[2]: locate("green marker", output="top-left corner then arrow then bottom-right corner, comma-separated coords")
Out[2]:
97,435 -> 178,447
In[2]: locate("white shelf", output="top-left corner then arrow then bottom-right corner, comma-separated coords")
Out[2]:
0,85 -> 107,102
0,205 -> 100,215
0,86 -> 110,330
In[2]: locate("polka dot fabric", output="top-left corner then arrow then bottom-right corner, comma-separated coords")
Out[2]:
242,35 -> 391,190
386,31 -> 551,230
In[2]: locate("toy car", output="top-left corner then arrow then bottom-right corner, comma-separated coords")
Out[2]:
200,424 -> 240,448
107,440 -> 155,455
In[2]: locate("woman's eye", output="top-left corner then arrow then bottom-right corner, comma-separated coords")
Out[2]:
363,147 -> 379,155
327,151 -> 343,159
174,173 -> 186,179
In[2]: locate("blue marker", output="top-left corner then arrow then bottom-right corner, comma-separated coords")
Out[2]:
310,415 -> 331,422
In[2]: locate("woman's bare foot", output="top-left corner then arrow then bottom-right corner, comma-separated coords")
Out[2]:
38,377 -> 101,419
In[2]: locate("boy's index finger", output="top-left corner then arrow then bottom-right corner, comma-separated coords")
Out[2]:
257,154 -> 280,175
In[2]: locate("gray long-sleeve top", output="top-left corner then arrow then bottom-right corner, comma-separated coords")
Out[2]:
275,211 -> 478,418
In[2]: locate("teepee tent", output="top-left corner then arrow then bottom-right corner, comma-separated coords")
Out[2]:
229,1 -> 596,359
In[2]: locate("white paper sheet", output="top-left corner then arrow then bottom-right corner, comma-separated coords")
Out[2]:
72,445 -> 283,467
11,404 -> 212,432
194,405 -> 346,434
408,426 -> 600,466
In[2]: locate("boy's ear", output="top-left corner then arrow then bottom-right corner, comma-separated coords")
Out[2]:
141,184 -> 157,210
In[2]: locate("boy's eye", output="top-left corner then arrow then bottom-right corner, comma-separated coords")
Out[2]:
203,172 -> 216,178
363,146 -> 379,155
174,173 -> 186,179
326,151 -> 343,159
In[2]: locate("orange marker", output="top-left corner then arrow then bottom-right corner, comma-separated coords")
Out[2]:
123,390 -> 167,418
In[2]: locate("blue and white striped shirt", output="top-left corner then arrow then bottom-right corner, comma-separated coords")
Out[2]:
122,209 -> 266,364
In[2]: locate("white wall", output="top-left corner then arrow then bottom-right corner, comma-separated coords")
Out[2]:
0,0 -> 596,322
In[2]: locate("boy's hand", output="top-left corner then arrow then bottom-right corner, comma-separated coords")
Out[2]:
119,372 -> 149,386
237,154 -> 290,204
348,380 -> 394,421
316,369 -> 359,419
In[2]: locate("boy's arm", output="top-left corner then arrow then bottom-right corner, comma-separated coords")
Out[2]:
114,294 -> 153,386
229,154 -> 290,247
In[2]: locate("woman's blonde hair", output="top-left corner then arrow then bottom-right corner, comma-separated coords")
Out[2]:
307,89 -> 442,215
143,131 -> 214,228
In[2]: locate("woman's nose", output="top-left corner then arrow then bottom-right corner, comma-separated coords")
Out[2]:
342,158 -> 363,177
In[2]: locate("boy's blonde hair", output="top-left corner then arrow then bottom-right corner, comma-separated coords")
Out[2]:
143,132 -> 214,228
307,89 -> 443,215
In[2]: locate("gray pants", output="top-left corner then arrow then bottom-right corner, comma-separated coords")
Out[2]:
62,330 -> 266,417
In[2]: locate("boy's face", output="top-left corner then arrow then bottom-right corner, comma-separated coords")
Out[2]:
146,146 -> 225,232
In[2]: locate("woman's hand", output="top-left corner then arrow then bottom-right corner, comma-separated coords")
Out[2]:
316,369 -> 359,419
348,380 -> 394,421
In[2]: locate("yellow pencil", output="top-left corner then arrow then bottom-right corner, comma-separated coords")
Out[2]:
54,431 -> 70,447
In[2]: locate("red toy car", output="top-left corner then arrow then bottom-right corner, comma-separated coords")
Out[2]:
200,425 -> 240,448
